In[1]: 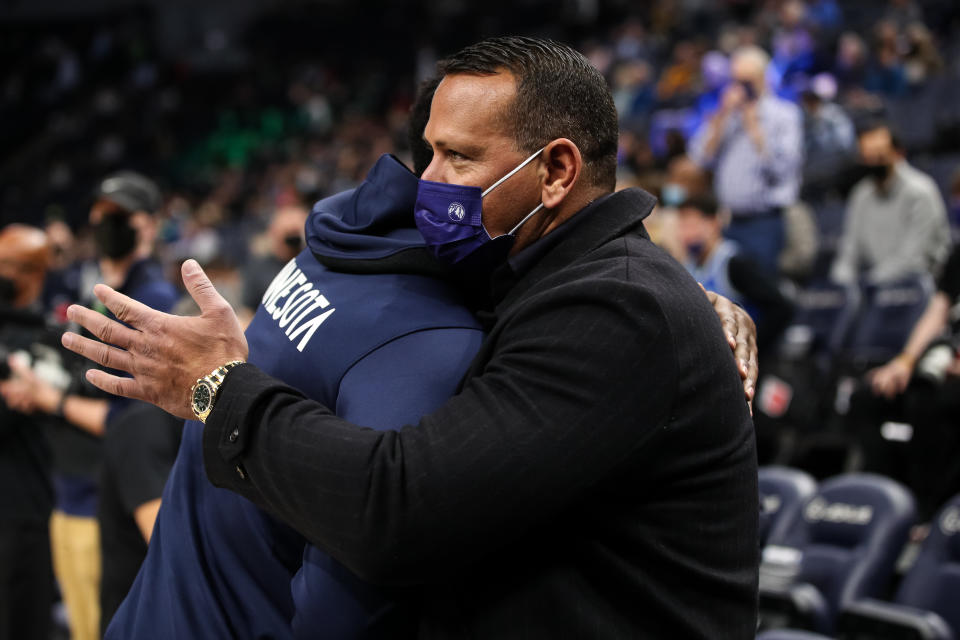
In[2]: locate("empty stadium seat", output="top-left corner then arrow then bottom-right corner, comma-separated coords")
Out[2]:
759,473 -> 916,634
783,280 -> 857,360
837,493 -> 960,640
760,467 -> 818,547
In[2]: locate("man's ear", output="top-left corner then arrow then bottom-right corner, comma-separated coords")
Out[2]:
540,138 -> 582,210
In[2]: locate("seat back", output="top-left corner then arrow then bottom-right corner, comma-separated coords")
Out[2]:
895,493 -> 960,633
760,466 -> 818,547
766,474 -> 915,620
757,630 -> 834,640
785,280 -> 857,360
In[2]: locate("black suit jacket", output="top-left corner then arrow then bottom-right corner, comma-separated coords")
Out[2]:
203,188 -> 759,639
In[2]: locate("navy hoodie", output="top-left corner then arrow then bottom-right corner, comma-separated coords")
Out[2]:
106,155 -> 484,639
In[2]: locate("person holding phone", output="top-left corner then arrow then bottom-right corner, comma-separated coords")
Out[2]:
689,45 -> 804,273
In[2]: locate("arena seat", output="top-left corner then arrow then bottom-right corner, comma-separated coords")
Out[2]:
760,467 -> 818,547
756,630 -> 834,640
785,280 -> 857,360
759,473 -> 916,634
836,493 -> 960,640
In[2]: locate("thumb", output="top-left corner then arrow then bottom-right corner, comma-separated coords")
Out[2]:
182,259 -> 229,316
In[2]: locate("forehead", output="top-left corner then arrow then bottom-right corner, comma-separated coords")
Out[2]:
731,56 -> 761,79
859,128 -> 892,148
424,72 -> 517,145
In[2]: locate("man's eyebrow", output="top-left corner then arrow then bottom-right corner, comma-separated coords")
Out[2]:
423,137 -> 483,156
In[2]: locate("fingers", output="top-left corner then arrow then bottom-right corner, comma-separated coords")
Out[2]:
181,259 -> 230,316
66,304 -> 137,349
84,368 -> 144,402
7,355 -> 33,380
722,308 -> 739,350
733,311 -> 758,401
62,332 -> 134,374
92,284 -> 156,330
702,287 -> 738,348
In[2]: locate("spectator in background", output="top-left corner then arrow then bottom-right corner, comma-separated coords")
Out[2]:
693,50 -> 731,129
239,204 -> 308,326
884,0 -> 924,30
865,20 -> 908,97
0,225 -> 55,640
678,195 -> 794,351
689,45 -> 804,273
902,22 -> 943,88
831,121 -> 950,286
649,154 -> 711,260
834,31 -> 870,97
611,59 -> 656,121
771,0 -> 816,81
800,72 -> 856,192
848,244 -> 960,520
806,0 -> 843,36
97,402 -> 182,634
657,40 -> 701,106
2,171 -> 178,640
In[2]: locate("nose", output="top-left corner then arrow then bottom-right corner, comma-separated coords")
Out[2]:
420,156 -> 443,183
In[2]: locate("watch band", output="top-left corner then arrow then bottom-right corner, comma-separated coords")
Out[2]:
191,360 -> 245,422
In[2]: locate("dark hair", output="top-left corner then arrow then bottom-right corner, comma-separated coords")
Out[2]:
408,76 -> 442,177
679,194 -> 720,218
437,36 -> 619,191
855,117 -> 904,151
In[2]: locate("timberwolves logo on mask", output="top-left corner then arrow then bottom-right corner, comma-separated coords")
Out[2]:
448,202 -> 466,222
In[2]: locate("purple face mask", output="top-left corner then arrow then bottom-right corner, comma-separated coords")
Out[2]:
414,147 -> 545,266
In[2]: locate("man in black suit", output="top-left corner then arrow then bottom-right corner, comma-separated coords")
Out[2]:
63,37 -> 759,638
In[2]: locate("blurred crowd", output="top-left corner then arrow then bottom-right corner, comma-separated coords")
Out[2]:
2,0 -> 960,638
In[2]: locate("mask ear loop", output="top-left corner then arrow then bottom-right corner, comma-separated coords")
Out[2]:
507,203 -> 545,236
481,146 -> 546,197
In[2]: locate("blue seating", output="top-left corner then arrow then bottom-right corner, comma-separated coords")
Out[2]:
837,493 -> 960,640
759,473 -> 916,634
781,279 -> 856,360
760,467 -> 818,547
757,630 -> 833,640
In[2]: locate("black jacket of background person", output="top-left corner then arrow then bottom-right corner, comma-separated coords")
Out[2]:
202,187 -> 759,639
0,307 -> 58,524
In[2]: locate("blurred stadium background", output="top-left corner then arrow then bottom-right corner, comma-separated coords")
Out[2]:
3,0 -> 960,638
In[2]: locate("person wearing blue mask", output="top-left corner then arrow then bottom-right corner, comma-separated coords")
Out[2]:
64,37 -> 762,638
678,195 -> 794,352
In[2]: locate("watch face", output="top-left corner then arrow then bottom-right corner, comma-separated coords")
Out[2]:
192,381 -> 214,414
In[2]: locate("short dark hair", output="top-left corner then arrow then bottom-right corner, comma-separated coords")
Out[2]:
437,36 -> 619,191
855,117 -> 904,151
679,194 -> 720,218
409,76 -> 442,177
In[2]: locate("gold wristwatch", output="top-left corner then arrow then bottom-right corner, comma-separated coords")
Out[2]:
190,361 -> 245,423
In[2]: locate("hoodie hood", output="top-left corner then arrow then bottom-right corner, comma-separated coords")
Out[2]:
306,154 -> 425,261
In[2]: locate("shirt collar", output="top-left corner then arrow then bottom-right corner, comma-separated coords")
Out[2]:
506,193 -> 613,279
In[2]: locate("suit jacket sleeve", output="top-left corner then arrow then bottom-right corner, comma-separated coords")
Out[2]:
202,274 -> 678,586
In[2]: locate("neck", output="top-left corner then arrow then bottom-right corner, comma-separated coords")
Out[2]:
99,254 -> 136,289
516,187 -> 609,253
